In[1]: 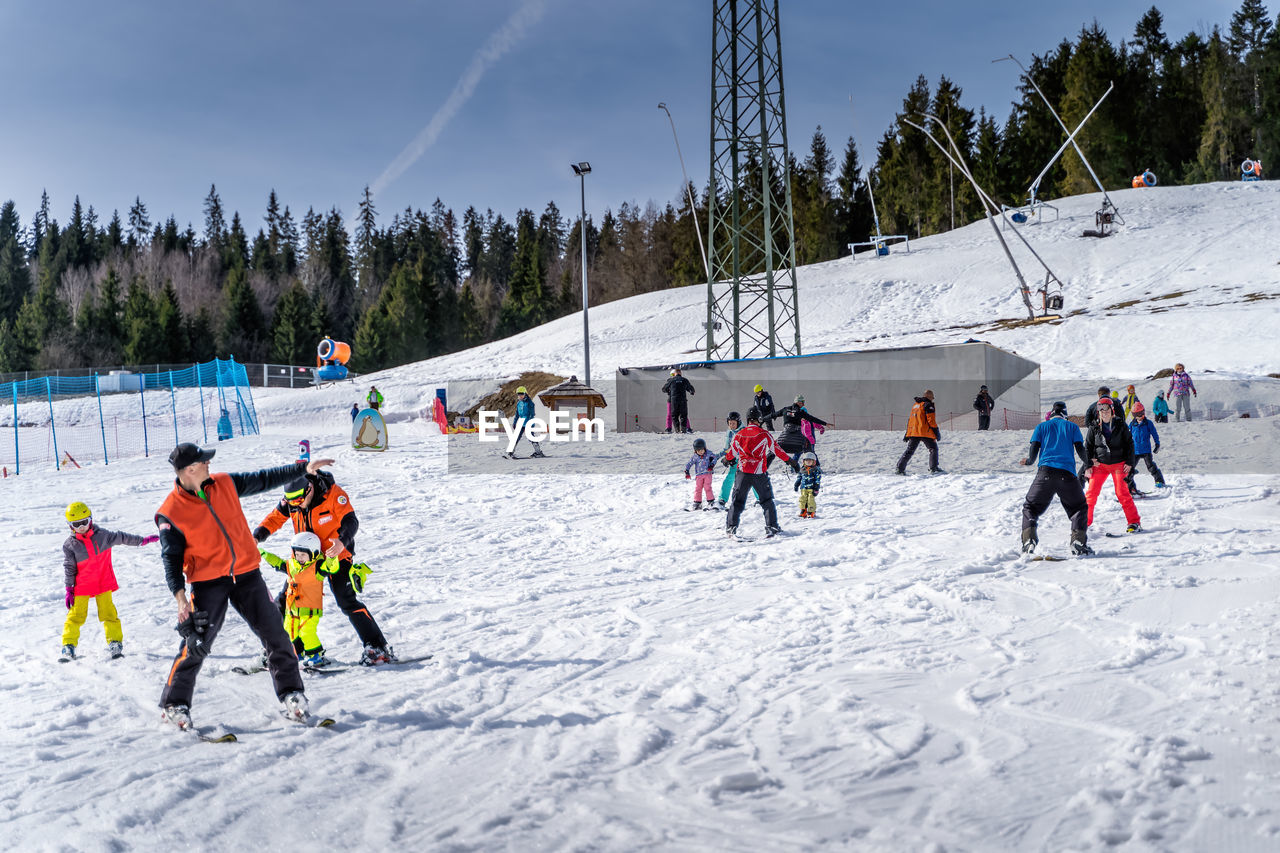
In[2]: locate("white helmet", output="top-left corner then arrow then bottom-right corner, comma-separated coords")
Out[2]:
290,531 -> 323,561
800,451 -> 818,464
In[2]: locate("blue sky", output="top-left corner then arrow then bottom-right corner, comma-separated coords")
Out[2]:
0,0 -> 1243,238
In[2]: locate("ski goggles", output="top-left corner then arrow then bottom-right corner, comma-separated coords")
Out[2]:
69,517 -> 92,530
285,487 -> 309,506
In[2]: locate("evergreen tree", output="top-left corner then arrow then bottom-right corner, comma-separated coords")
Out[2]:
184,306 -> 215,361
0,200 -> 32,323
496,209 -> 547,336
155,280 -> 186,362
122,276 -> 162,365
96,267 -> 125,354
226,212 -> 250,271
355,185 -> 379,297
14,276 -> 71,369
1061,23 -> 1128,194
203,184 -> 227,265
1195,27 -> 1252,179
219,264 -> 267,361
269,281 -> 314,364
105,210 -> 124,253
127,197 -> 151,250
29,190 -> 51,259
834,137 -> 875,249
0,317 -> 20,371
792,126 -> 841,263
462,205 -> 485,277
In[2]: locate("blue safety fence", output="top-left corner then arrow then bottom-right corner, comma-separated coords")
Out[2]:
0,357 -> 259,474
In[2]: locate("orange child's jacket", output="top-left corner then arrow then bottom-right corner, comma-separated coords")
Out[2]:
257,479 -> 356,561
905,397 -> 940,439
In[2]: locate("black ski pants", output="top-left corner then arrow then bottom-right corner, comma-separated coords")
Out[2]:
978,414 -> 991,430
726,470 -> 778,531
671,400 -> 690,432
897,437 -> 938,473
276,559 -> 388,650
161,569 -> 303,708
1022,466 -> 1088,535
1125,453 -> 1165,490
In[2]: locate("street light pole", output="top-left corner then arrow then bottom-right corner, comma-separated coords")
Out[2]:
657,103 -> 709,280
571,162 -> 592,386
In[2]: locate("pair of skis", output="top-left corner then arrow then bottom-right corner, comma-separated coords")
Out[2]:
173,712 -> 337,744
230,653 -> 434,677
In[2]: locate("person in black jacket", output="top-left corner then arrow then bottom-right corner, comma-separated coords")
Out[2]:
752,384 -> 776,431
1077,385 -> 1112,485
661,368 -> 695,434
1082,397 -> 1142,533
766,395 -> 829,457
973,385 -> 995,430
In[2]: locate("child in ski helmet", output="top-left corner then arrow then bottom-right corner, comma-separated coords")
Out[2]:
1152,391 -> 1170,423
59,501 -> 158,661
258,531 -> 342,667
794,451 -> 822,518
684,437 -> 719,510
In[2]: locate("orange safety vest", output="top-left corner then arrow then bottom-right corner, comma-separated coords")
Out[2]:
157,473 -> 261,583
285,557 -> 330,611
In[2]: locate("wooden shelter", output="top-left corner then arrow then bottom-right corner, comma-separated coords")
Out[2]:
538,375 -> 607,420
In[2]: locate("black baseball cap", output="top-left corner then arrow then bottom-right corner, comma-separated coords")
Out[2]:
169,443 -> 215,469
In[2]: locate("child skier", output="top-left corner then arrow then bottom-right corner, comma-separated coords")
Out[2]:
794,451 -> 822,518
259,532 -> 342,668
1125,402 -> 1165,493
684,438 -> 718,510
1121,385 -> 1141,420
60,501 -> 157,661
1152,391 -> 1170,423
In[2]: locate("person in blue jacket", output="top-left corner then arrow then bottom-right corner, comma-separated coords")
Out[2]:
1019,401 -> 1092,556
1124,401 -> 1165,492
504,386 -> 545,458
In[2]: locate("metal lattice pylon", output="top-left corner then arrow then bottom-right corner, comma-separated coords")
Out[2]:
704,0 -> 800,360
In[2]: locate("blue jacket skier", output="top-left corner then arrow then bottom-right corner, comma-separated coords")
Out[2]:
1125,402 -> 1165,491
1019,401 -> 1092,556
506,387 -> 544,458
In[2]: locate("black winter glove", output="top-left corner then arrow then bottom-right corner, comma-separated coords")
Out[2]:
794,482 -> 799,492
1153,445 -> 1160,454
252,526 -> 269,542
788,459 -> 800,474
176,610 -> 211,660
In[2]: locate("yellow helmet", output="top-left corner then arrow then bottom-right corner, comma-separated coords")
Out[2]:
753,384 -> 763,393
65,501 -> 92,523
516,386 -> 528,395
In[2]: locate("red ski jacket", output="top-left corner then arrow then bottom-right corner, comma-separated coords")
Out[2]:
723,423 -> 791,474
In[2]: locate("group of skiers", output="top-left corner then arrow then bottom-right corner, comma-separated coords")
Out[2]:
57,441 -> 398,731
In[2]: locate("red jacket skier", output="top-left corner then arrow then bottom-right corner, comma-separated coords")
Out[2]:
721,407 -> 799,537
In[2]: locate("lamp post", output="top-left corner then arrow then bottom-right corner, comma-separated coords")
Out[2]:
658,102 -> 709,279
570,161 -> 592,386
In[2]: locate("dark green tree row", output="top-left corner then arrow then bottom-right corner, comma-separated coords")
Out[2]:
0,3 -> 1272,375
871,3 -> 1280,238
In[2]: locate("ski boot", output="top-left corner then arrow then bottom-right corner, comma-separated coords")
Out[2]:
107,640 -> 124,659
282,691 -> 310,721
359,644 -> 395,666
725,526 -> 737,538
162,704 -> 192,730
531,446 -> 546,458
693,501 -> 702,511
1070,531 -> 1094,556
1126,523 -> 1142,534
1021,527 -> 1038,555
765,525 -> 781,538
59,644 -> 76,662
301,650 -> 330,669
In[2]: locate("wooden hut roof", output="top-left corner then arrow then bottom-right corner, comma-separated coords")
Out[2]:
537,376 -> 607,407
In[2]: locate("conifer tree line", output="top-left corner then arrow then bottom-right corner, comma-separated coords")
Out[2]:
0,4 -> 1273,376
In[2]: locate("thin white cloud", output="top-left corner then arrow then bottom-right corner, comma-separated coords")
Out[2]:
370,0 -> 549,199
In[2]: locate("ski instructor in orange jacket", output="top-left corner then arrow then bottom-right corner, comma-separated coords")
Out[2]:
155,442 -> 335,725
896,390 -> 943,475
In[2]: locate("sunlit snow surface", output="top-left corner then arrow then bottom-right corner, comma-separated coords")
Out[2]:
3,182 -> 1280,851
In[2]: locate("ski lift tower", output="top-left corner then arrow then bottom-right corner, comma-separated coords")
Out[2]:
704,0 -> 801,360
847,167 -> 911,258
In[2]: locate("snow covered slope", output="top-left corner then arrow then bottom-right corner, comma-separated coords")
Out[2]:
353,180 -> 1279,415
3,182 -> 1280,852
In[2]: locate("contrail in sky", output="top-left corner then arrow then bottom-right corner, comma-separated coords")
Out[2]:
370,0 -> 549,198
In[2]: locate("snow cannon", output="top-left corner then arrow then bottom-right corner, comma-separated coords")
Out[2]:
1242,159 -> 1262,182
316,338 -> 350,382
1130,170 -> 1157,188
